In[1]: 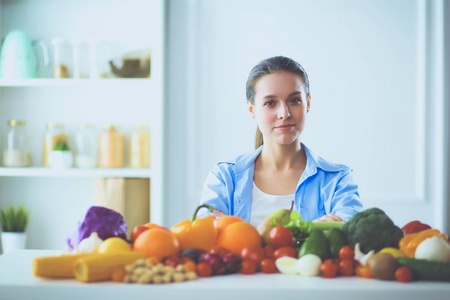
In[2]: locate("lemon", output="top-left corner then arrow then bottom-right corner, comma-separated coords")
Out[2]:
379,247 -> 405,258
97,237 -> 132,254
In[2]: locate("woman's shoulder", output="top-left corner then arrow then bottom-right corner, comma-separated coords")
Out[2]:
214,146 -> 263,170
303,143 -> 351,174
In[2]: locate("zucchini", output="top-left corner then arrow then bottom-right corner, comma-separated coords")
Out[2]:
397,257 -> 450,281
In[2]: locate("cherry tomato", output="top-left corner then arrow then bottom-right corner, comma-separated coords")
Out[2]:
241,246 -> 266,264
319,259 -> 338,278
269,226 -> 295,249
273,246 -> 298,260
260,258 -> 277,274
338,246 -> 355,261
264,245 -> 275,259
196,262 -> 213,277
163,256 -> 180,267
355,265 -> 372,278
210,245 -> 230,257
338,259 -> 354,276
130,225 -> 150,243
395,266 -> 413,283
240,259 -> 258,275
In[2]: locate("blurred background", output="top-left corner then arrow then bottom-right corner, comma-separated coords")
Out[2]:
0,0 -> 449,250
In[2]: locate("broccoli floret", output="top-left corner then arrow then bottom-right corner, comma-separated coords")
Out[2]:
342,207 -> 403,253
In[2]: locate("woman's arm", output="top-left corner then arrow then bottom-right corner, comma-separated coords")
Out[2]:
326,169 -> 363,222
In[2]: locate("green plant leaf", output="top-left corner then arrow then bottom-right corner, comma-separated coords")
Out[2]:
0,205 -> 29,232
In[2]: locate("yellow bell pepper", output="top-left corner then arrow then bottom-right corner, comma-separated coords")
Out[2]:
170,204 -> 218,252
398,228 -> 448,258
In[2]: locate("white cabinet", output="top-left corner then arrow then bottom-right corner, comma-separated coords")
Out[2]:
0,0 -> 165,249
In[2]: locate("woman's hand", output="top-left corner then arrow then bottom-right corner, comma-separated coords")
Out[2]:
210,210 -> 226,220
313,213 -> 344,222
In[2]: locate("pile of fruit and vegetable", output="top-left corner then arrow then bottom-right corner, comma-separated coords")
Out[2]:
32,205 -> 450,284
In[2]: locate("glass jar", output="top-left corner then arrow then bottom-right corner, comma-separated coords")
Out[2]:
99,125 -> 125,168
51,38 -> 71,78
43,122 -> 68,167
75,124 -> 98,168
2,120 -> 32,167
129,124 -> 151,168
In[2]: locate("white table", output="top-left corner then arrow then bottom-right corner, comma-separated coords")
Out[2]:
0,250 -> 449,300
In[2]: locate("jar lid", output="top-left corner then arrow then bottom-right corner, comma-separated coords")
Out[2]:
8,119 -> 26,126
103,124 -> 120,130
47,122 -> 64,129
77,123 -> 95,129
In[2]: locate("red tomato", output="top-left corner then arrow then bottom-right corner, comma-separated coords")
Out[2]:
240,259 -> 258,275
338,246 -> 355,261
196,262 -> 213,277
269,226 -> 295,249
338,259 -> 354,276
395,266 -> 413,283
241,246 -> 265,264
210,245 -> 230,257
260,258 -> 277,274
130,225 -> 150,243
320,259 -> 338,278
273,246 -> 298,260
264,245 -> 275,259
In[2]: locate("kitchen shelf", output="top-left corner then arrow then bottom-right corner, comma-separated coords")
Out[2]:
0,167 -> 153,178
0,78 -> 153,88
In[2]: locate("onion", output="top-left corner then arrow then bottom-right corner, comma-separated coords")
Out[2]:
296,254 -> 322,276
415,236 -> 450,262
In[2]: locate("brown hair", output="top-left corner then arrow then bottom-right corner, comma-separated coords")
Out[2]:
246,56 -> 310,149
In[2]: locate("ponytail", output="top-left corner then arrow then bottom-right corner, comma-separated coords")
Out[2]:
255,127 -> 263,149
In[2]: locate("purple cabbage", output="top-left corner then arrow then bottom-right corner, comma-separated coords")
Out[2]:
67,206 -> 127,249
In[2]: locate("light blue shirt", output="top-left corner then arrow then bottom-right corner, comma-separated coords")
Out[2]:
199,143 -> 363,222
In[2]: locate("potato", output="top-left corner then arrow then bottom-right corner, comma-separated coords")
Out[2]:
367,253 -> 399,280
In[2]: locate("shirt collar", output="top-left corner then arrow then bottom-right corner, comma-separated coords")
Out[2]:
230,143 -> 347,175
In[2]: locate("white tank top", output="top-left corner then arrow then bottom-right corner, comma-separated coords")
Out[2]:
249,182 -> 295,227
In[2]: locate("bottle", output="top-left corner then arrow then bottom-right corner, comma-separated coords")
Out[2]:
75,124 -> 98,168
2,120 -> 32,167
129,125 -> 151,168
43,123 -> 68,167
99,125 -> 125,168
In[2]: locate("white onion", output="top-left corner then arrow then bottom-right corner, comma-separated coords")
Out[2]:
296,254 -> 322,277
415,236 -> 450,262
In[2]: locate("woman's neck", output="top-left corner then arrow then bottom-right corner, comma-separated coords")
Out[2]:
258,142 -> 305,171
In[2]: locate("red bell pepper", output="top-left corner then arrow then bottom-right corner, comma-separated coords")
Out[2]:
401,220 -> 431,236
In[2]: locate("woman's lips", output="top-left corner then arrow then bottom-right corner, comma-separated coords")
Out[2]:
275,124 -> 295,131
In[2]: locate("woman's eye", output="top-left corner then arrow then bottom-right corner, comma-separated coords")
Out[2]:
290,97 -> 302,104
264,100 -> 275,106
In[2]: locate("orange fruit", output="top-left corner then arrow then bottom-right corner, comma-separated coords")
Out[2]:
214,216 -> 246,236
217,221 -> 262,255
133,228 -> 180,260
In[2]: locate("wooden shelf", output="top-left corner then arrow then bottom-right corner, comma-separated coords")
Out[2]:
0,167 -> 153,178
0,78 -> 153,88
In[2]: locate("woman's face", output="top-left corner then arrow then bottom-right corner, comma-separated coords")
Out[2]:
248,71 -> 310,146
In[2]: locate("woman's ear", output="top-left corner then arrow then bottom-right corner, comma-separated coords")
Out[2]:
307,94 -> 311,113
247,100 -> 255,118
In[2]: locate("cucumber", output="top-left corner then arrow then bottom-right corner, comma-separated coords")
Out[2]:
311,221 -> 344,231
397,257 -> 450,281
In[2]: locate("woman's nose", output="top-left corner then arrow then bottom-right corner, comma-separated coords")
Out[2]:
278,104 -> 291,119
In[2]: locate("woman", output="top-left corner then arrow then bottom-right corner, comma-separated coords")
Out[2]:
199,56 -> 363,227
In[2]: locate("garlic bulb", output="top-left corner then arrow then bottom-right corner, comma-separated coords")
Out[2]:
78,232 -> 103,253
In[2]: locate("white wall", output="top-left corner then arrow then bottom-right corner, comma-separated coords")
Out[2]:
165,0 -> 449,231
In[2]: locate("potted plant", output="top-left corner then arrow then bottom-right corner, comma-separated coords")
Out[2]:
48,141 -> 73,169
0,205 -> 29,254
